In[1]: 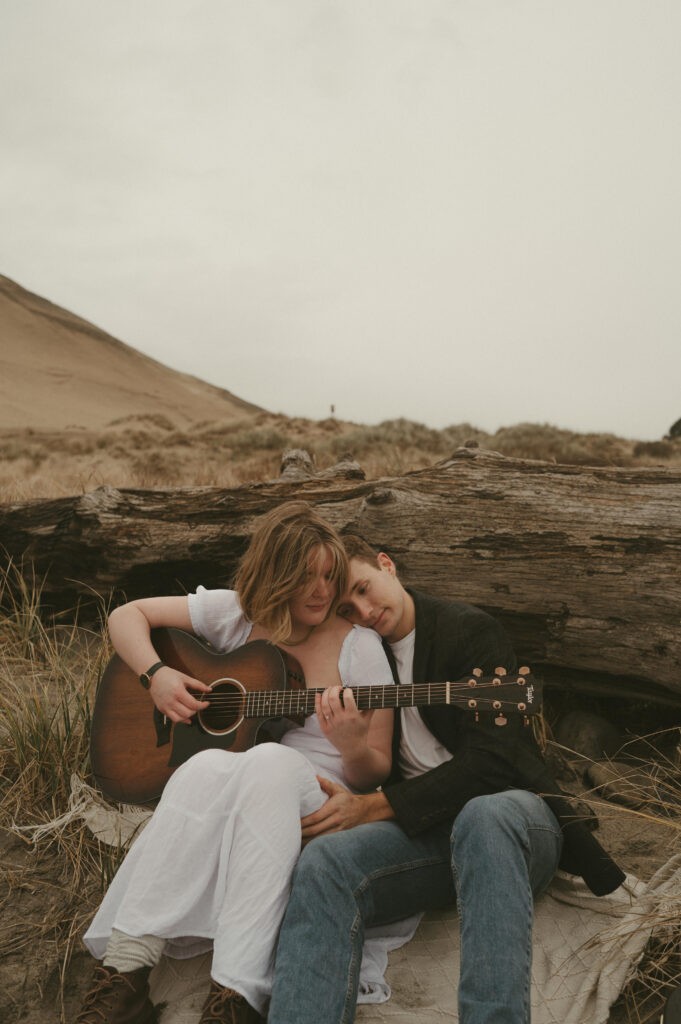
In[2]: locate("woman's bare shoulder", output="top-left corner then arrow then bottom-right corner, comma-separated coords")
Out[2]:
319,613 -> 353,641
295,612 -> 351,652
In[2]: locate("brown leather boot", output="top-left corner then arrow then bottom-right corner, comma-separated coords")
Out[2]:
198,981 -> 264,1024
75,965 -> 158,1024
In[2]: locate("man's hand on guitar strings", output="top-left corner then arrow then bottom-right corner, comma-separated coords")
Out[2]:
149,666 -> 211,725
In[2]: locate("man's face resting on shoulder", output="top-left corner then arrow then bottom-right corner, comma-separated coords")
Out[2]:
336,553 -> 414,644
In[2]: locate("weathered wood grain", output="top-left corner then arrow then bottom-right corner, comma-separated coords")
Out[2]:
1,448 -> 680,695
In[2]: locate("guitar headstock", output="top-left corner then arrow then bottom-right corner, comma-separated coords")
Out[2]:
460,665 -> 540,725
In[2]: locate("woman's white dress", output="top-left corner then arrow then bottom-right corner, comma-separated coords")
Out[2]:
84,589 -> 395,1014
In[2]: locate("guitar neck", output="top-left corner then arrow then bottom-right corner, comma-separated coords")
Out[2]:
242,677 -> 538,720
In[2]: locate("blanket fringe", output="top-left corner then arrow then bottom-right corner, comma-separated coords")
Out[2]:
11,774 -> 152,847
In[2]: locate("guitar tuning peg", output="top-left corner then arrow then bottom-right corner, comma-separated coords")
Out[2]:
519,665 -> 530,675
472,667 -> 483,677
524,716 -> 530,727
494,667 -> 507,676
494,714 -> 508,727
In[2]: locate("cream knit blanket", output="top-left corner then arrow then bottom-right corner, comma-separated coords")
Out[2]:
25,776 -> 680,1024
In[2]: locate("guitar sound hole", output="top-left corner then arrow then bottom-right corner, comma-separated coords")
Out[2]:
202,681 -> 244,733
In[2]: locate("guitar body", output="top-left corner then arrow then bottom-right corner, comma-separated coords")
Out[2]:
90,628 -> 304,805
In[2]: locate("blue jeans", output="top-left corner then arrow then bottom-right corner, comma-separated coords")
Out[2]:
268,790 -> 563,1024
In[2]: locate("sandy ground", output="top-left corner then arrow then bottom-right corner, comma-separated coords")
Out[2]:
1,766 -> 677,1024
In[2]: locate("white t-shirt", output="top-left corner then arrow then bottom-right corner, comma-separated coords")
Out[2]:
390,629 -> 454,780
187,587 -> 394,790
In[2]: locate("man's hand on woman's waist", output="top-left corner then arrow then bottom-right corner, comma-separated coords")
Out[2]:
300,777 -> 395,843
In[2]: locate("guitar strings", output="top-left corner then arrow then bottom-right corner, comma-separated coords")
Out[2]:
184,683 -> 532,716
191,695 -> 529,707
187,683 -> 531,702
185,682 -> 530,699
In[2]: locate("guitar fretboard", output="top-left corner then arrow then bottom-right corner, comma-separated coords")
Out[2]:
239,677 -> 537,719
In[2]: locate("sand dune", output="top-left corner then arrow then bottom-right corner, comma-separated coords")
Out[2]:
0,275 -> 261,430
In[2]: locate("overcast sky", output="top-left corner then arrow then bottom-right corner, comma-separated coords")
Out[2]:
2,1 -> 680,439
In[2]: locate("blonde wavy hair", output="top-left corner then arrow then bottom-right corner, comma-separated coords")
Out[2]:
234,501 -> 348,644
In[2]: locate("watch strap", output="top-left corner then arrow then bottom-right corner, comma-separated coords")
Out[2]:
140,661 -> 165,689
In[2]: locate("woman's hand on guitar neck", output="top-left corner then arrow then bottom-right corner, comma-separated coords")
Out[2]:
315,685 -> 373,757
149,666 -> 211,725
315,686 -> 392,790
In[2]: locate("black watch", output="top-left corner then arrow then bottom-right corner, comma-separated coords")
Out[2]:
139,661 -> 165,689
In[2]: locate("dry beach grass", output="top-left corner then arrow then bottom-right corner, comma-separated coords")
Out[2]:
3,274 -> 681,1019
1,557 -> 681,1024
2,412 -> 681,502
2,418 -> 681,1022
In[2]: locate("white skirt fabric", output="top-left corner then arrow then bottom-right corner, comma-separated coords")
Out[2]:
84,744 -> 326,1014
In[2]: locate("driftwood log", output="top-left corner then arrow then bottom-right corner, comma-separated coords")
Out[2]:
1,447 -> 680,701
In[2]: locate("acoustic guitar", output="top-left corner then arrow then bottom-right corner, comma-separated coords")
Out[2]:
90,627 -> 540,805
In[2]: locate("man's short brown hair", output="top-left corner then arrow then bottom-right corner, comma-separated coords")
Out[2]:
342,534 -> 381,567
